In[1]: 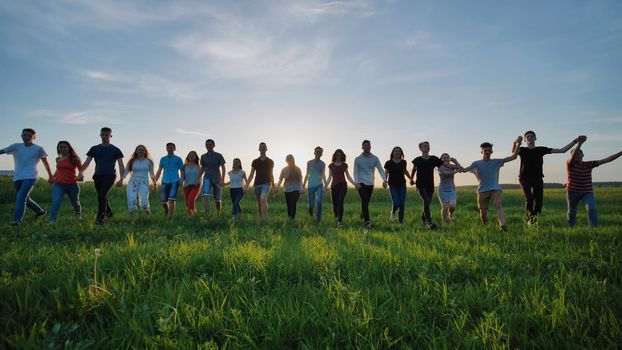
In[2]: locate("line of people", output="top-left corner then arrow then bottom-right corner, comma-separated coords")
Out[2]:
2,128 -> 621,229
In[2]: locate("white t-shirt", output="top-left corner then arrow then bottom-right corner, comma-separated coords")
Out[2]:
228,170 -> 246,188
2,143 -> 47,181
126,158 -> 155,184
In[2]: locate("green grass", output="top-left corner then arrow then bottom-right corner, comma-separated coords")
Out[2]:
1,178 -> 621,348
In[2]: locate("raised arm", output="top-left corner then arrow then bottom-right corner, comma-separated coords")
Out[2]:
551,136 -> 583,154
568,136 -> 587,162
502,136 -> 523,163
596,150 -> 622,166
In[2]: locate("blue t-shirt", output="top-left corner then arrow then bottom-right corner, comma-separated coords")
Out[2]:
86,144 -> 123,177
159,155 -> 184,184
306,159 -> 325,187
467,159 -> 504,193
200,152 -> 226,183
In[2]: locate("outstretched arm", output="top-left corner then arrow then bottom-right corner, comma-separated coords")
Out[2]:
596,150 -> 622,166
551,135 -> 583,154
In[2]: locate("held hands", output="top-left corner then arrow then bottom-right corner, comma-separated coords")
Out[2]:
382,181 -> 388,189
409,179 -> 415,186
354,183 -> 361,190
48,176 -> 55,185
116,179 -> 123,187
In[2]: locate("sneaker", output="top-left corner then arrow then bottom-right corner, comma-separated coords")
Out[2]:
500,225 -> 508,232
35,210 -> 47,219
337,221 -> 343,228
365,221 -> 373,230
390,211 -> 395,222
427,223 -> 437,230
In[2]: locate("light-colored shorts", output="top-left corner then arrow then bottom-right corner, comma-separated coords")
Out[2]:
477,190 -> 502,210
254,183 -> 271,201
438,190 -> 457,204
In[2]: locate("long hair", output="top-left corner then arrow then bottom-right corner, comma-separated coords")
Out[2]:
127,144 -> 153,172
57,140 -> 80,165
389,146 -> 404,160
232,158 -> 242,170
185,151 -> 199,166
331,149 -> 346,163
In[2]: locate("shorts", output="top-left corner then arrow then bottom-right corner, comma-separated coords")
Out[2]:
477,190 -> 502,210
202,177 -> 222,201
160,181 -> 179,202
438,190 -> 457,204
254,183 -> 271,201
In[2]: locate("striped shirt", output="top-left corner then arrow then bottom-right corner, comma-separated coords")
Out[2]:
566,160 -> 599,192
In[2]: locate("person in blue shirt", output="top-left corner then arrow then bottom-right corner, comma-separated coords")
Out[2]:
155,142 -> 184,220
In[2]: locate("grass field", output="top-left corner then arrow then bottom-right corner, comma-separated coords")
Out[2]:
1,178 -> 621,348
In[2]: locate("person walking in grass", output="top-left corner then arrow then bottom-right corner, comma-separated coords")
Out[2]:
460,138 -> 521,231
245,142 -> 275,220
566,136 -> 621,228
410,141 -> 460,230
49,141 -> 83,224
181,151 -> 202,217
326,149 -> 356,227
154,142 -> 184,220
1,128 -> 54,226
117,145 -> 157,223
276,154 -> 304,219
80,127 -> 124,225
225,158 -> 248,220
200,139 -> 226,218
353,140 -> 387,229
302,146 -> 327,222
384,146 -> 412,225
437,153 -> 462,227
512,131 -> 585,225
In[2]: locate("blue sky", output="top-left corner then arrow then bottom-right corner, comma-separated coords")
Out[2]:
1,0 -> 621,186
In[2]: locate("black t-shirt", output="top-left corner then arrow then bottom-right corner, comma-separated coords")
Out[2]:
518,146 -> 552,181
412,156 -> 442,189
251,157 -> 274,186
384,159 -> 407,187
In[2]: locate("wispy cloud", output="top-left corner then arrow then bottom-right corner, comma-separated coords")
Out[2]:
285,0 -> 376,21
79,69 -> 210,100
29,109 -> 112,125
396,31 -> 440,50
175,128 -> 211,137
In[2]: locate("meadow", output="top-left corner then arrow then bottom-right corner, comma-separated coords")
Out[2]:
0,178 -> 621,349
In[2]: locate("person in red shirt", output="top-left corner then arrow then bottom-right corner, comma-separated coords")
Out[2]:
566,136 -> 621,227
49,141 -> 84,223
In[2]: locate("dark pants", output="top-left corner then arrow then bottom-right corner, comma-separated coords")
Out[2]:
230,188 -> 244,216
520,178 -> 544,218
357,184 -> 374,223
417,186 -> 434,224
284,191 -> 300,218
331,183 -> 347,222
93,175 -> 116,220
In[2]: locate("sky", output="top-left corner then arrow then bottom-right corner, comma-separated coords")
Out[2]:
1,0 -> 621,186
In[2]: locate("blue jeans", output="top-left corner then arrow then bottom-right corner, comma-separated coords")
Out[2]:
308,184 -> 323,220
390,185 -> 407,223
49,183 -> 81,222
567,191 -> 598,227
13,179 -> 44,223
160,181 -> 179,202
230,188 -> 244,216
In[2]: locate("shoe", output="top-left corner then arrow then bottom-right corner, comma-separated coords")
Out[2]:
95,214 -> 104,225
500,225 -> 508,232
337,221 -> 343,228
105,210 -> 113,218
427,223 -> 437,230
390,212 -> 395,222
309,208 -> 314,216
35,210 -> 47,219
449,216 -> 455,224
365,221 -> 373,229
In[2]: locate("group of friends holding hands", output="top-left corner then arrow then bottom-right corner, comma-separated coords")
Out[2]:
2,127 -> 621,230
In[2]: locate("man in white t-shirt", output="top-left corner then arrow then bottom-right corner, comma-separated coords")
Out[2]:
1,128 -> 53,226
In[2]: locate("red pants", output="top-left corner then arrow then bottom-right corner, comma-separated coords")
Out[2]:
183,185 -> 201,213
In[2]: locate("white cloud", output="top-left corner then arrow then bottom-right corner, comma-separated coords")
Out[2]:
396,31 -> 440,49
175,128 -> 211,137
29,109 -> 112,125
285,1 -> 376,21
